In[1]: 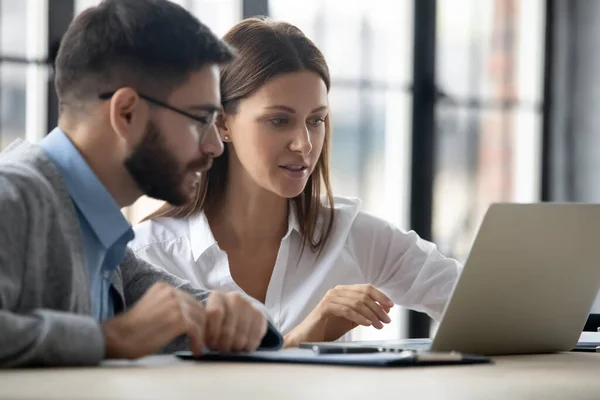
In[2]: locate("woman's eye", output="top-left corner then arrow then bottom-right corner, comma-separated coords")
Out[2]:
270,118 -> 288,126
309,117 -> 325,127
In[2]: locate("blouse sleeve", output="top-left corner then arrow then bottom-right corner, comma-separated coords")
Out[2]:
346,211 -> 463,321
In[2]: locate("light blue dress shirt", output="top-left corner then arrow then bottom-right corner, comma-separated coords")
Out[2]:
40,128 -> 134,321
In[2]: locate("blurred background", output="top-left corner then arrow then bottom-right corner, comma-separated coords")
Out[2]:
2,0 -> 597,340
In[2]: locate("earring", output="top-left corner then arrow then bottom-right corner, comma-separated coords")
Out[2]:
224,135 -> 230,141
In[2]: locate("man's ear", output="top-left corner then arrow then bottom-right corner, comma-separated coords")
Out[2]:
108,88 -> 147,144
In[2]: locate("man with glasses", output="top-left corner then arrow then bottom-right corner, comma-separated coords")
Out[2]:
0,0 -> 281,368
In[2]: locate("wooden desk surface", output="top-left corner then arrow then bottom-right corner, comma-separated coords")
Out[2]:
1,352 -> 599,400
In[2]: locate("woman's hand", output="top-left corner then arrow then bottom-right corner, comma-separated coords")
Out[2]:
284,284 -> 394,347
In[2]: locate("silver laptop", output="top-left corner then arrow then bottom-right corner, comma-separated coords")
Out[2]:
302,203 -> 600,356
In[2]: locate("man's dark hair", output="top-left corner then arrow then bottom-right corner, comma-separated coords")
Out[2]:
54,0 -> 235,115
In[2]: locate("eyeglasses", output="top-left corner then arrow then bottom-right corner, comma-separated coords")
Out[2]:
99,91 -> 219,142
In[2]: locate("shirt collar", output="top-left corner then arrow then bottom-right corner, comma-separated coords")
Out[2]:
189,211 -> 218,261
188,201 -> 301,261
284,201 -> 300,240
40,128 -> 133,248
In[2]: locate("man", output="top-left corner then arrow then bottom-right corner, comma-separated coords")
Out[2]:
0,0 -> 281,368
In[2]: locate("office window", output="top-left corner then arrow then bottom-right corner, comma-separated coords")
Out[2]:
1,0 -> 48,149
77,0 -> 241,36
75,0 -> 98,13
186,0 -> 241,36
0,1 -> 27,149
270,0 -> 414,340
433,0 -> 545,262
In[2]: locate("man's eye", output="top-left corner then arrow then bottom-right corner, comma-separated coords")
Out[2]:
196,115 -> 210,126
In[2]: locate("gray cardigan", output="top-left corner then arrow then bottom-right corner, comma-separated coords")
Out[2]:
0,139 -> 281,367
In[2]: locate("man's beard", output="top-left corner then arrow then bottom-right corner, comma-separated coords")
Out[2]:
124,120 -> 210,206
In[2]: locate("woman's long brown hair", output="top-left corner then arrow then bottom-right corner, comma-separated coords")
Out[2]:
144,17 -> 335,253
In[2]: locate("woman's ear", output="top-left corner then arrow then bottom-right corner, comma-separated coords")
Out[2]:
216,112 -> 231,142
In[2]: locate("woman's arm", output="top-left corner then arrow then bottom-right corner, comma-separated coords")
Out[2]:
347,211 -> 463,321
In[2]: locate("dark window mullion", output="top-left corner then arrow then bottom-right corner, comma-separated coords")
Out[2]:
242,0 -> 269,19
46,0 -> 74,133
408,0 -> 437,339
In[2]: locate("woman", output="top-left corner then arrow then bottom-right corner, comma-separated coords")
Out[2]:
129,17 -> 462,347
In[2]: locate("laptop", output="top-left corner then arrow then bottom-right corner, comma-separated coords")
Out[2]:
301,203 -> 600,356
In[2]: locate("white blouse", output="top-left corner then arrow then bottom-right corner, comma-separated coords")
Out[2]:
129,197 -> 462,336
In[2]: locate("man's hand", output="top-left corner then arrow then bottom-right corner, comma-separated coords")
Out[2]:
102,282 -> 207,359
284,284 -> 394,348
101,284 -> 269,360
204,292 -> 268,352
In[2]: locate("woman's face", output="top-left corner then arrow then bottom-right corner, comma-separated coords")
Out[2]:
221,71 -> 329,198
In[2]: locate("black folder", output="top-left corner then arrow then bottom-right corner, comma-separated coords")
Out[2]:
176,348 -> 492,368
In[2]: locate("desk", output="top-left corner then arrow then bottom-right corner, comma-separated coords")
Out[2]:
1,352 -> 599,400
